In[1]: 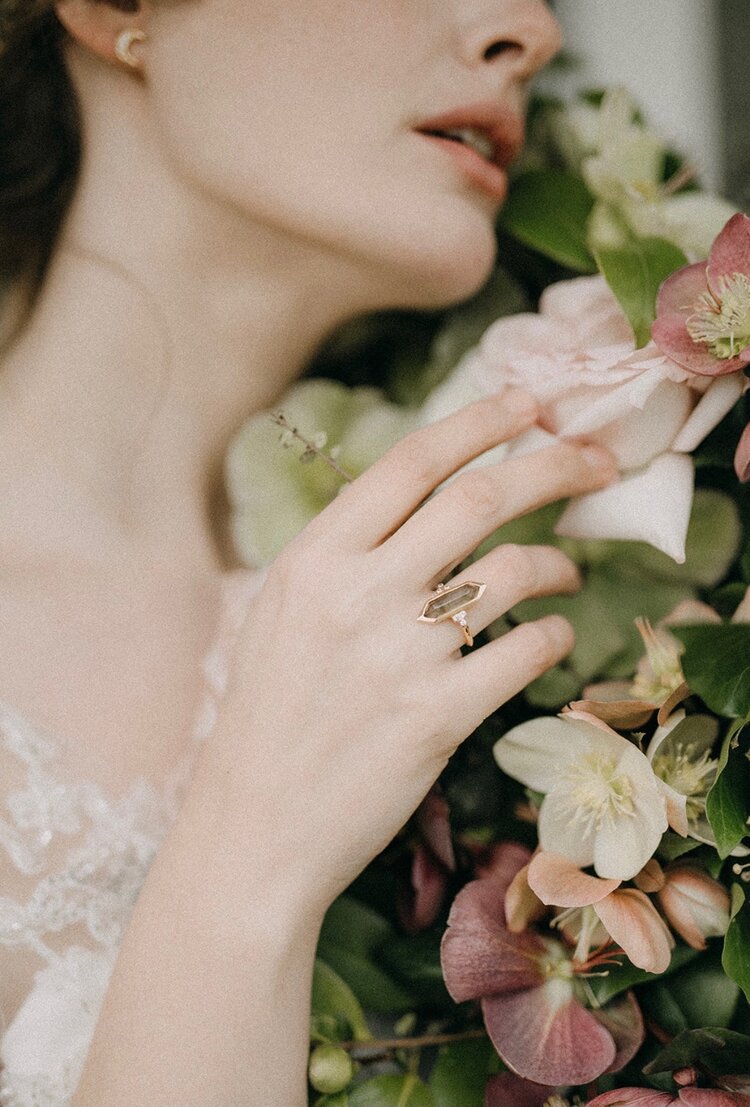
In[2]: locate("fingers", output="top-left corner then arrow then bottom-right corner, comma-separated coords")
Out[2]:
444,615 -> 575,733
430,543 -> 581,648
385,440 -> 617,581
315,389 -> 539,549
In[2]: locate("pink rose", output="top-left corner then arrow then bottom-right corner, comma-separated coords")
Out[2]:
462,275 -> 744,562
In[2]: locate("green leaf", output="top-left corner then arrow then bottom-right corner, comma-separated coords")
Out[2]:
657,831 -> 702,863
349,1074 -> 435,1107
723,883 -> 750,1003
639,983 -> 689,1038
312,960 -> 372,1043
378,933 -> 451,1007
588,944 -> 698,1005
706,721 -> 750,857
673,624 -> 750,718
594,237 -> 688,347
318,897 -> 416,1013
429,1039 -> 495,1107
499,169 -> 597,273
644,1027 -> 750,1075
666,950 -> 740,1029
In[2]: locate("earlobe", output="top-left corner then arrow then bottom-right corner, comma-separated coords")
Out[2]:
54,0 -> 149,70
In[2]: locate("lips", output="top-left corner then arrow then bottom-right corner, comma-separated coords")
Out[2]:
414,101 -> 525,172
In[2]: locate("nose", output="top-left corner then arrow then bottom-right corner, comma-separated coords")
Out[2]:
456,0 -> 563,82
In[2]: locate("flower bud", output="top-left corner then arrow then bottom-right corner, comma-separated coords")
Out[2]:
657,865 -> 731,950
308,1045 -> 355,1095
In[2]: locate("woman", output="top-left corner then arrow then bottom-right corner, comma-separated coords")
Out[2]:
0,1 -> 618,1103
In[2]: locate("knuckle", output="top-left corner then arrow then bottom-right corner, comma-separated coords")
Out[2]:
452,469 -> 499,518
387,433 -> 437,492
497,543 -> 538,592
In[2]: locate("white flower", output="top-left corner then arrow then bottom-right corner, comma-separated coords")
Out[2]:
493,713 -> 669,880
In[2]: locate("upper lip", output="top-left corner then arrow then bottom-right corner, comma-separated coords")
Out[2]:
414,101 -> 525,169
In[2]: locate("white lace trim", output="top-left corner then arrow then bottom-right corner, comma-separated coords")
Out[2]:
0,567 -> 263,1106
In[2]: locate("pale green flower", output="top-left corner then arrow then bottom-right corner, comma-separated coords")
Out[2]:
225,378 -> 418,566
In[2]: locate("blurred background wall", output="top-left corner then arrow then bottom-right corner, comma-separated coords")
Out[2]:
545,0 -> 749,206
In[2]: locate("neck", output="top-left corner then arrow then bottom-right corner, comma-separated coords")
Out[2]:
0,48 -> 381,578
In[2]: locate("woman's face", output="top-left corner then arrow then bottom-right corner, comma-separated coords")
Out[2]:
148,0 -> 562,309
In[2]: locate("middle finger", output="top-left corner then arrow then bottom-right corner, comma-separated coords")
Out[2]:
385,441 -> 617,582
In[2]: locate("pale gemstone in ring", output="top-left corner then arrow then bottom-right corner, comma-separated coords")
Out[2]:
418,581 -> 486,647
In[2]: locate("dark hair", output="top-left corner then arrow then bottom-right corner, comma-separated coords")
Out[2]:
0,0 -> 136,349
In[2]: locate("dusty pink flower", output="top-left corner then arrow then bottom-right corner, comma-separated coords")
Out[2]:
587,1088 -> 750,1105
440,844 -> 644,1086
484,1072 -> 559,1107
656,864 -> 731,950
652,213 -> 750,377
459,274 -> 743,561
736,421 -> 750,483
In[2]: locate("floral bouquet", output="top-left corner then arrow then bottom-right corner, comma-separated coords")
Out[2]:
225,88 -> 750,1106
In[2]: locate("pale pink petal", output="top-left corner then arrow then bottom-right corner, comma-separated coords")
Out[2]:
663,600 -> 723,626
441,877 -> 543,1002
583,381 -> 694,470
561,709 -> 624,735
706,212 -> 750,290
484,1072 -> 556,1107
474,841 -> 533,886
527,852 -> 620,907
594,889 -> 674,973
656,262 -> 713,319
555,452 -> 694,564
592,991 -> 646,1074
555,367 -> 683,443
587,1091 -> 673,1106
505,863 -> 548,933
502,425 -> 559,460
672,375 -> 745,453
540,274 -> 635,346
735,421 -> 750,483
482,978 -> 616,1086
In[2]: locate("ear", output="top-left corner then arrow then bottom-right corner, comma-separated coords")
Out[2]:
54,0 -> 150,69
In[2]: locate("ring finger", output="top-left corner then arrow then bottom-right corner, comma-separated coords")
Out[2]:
417,542 -> 581,654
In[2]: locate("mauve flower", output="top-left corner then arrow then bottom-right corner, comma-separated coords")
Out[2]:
484,1072 -> 559,1107
656,864 -> 731,950
396,785 -> 456,934
440,844 -> 644,1087
442,274 -> 744,561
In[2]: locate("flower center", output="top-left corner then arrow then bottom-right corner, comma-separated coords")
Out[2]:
562,752 -> 635,835
631,618 -> 684,702
651,743 -> 717,823
685,271 -> 750,359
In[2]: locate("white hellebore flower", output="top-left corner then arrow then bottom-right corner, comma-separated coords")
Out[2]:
494,713 -> 669,881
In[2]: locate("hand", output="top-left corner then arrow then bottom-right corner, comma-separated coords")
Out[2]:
196,389 -> 618,919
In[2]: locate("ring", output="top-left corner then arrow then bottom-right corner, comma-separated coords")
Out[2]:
418,581 -> 486,648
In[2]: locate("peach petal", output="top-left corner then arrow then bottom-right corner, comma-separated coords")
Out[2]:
505,863 -> 547,934
473,842 -> 532,891
680,1092 -> 750,1107
527,852 -> 620,907
657,778 -> 690,838
594,889 -> 674,974
732,586 -> 750,623
482,979 -> 616,1086
587,1092 -> 673,1106
568,698 -> 656,729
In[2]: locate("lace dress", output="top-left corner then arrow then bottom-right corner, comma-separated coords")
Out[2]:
0,568 -> 264,1107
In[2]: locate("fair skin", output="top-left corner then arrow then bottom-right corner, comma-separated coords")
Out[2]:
0,0 -> 620,1103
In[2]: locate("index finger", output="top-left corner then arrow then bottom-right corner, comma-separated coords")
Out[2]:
324,388 -> 539,549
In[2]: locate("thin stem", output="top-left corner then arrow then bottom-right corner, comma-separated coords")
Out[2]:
339,1027 -> 487,1057
270,410 -> 355,483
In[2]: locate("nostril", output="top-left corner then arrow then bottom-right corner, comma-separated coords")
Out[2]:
483,39 -> 524,62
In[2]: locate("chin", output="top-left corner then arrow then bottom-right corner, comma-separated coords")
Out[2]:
377,209 -> 499,311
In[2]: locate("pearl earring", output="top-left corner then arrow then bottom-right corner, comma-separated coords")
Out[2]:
114,28 -> 147,68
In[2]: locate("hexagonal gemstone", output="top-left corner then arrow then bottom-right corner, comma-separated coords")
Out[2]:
420,581 -> 485,622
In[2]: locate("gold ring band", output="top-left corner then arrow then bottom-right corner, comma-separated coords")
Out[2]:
418,581 -> 486,649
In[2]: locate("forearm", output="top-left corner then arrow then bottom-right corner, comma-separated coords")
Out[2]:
71,775 -> 324,1107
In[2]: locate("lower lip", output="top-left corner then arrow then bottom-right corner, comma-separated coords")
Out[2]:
416,133 -> 509,202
